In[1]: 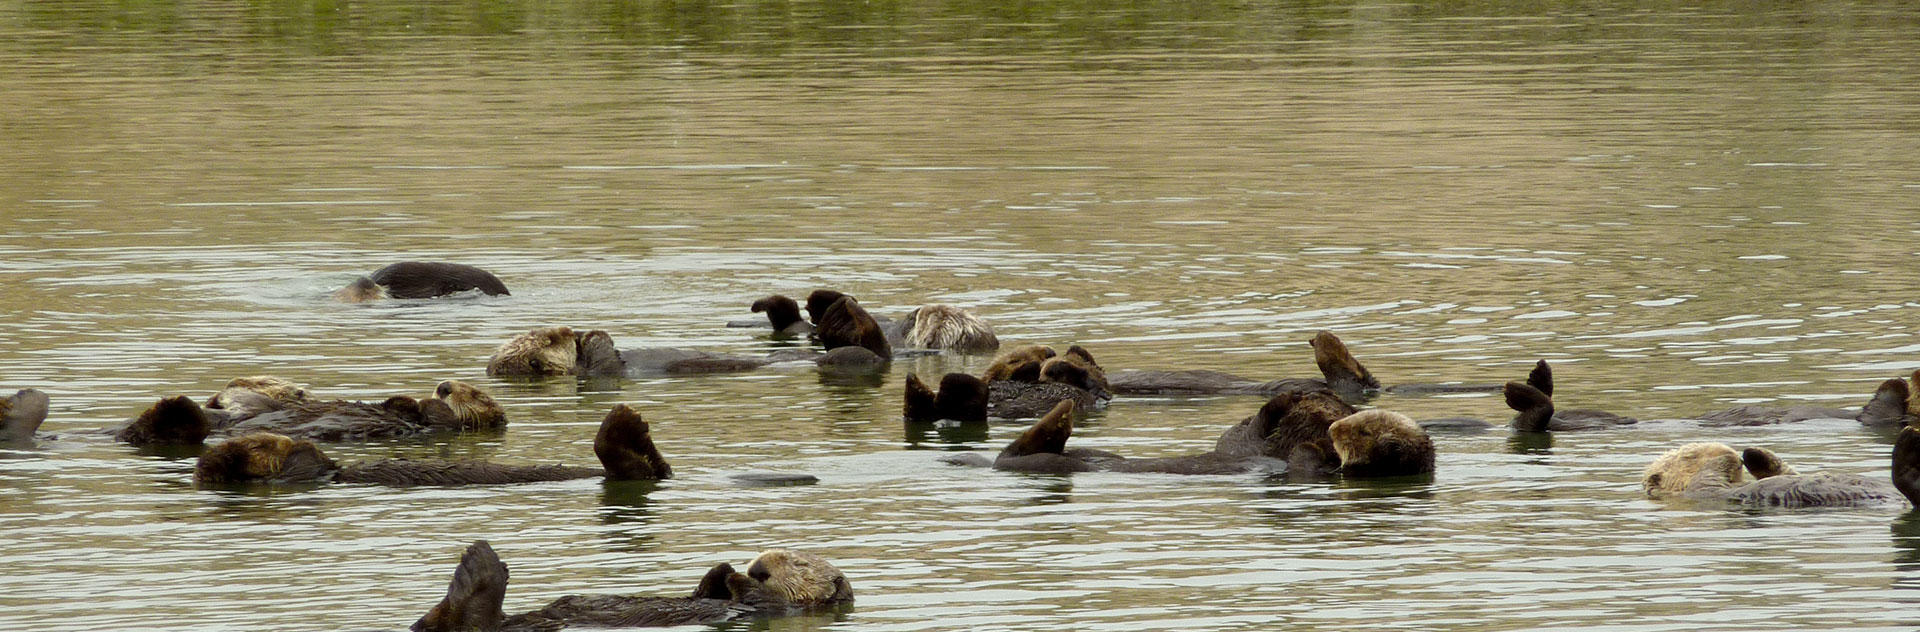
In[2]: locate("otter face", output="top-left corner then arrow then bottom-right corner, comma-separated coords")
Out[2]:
208,376 -> 312,410
594,404 -> 672,480
487,327 -> 578,376
1310,331 -> 1380,393
743,549 -> 853,607
1643,442 -> 1745,496
332,276 -> 385,303
194,433 -> 339,484
983,345 -> 1057,382
905,304 -> 1000,353
431,380 -> 505,430
1327,409 -> 1435,476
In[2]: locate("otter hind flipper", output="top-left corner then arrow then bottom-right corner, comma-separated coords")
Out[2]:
903,373 -> 938,422
814,296 -> 892,360
1741,447 -> 1798,479
1001,400 -> 1077,458
1309,331 -> 1380,395
595,404 -> 673,481
1,388 -> 50,442
412,541 -> 509,632
1526,359 -> 1554,398
1504,381 -> 1555,433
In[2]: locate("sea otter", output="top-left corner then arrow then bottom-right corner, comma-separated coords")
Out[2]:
486,327 -> 780,376
812,295 -> 892,361
980,345 -> 1111,419
1327,410 -> 1437,477
903,373 -> 990,422
741,290 -> 998,353
195,404 -> 669,485
1855,371 -> 1920,428
748,295 -> 815,336
1,388 -> 51,443
1642,439 -> 1916,508
111,380 -> 504,444
1106,331 -> 1386,398
333,262 -> 510,303
205,376 -> 311,415
1502,360 -> 1637,431
412,541 -> 852,632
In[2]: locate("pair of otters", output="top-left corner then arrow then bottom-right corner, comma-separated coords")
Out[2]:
487,291 -> 1001,378
101,377 -> 507,445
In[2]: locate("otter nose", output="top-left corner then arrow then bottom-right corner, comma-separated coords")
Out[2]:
435,381 -> 453,398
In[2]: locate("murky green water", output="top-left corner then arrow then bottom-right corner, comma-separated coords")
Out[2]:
4,1 -> 1920,629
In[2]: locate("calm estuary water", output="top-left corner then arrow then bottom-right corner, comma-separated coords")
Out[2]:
4,1 -> 1920,630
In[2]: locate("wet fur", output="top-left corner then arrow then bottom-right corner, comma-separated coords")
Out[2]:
903,373 -> 989,422
488,327 -> 580,376
983,345 -> 1056,383
367,262 -> 510,299
1858,375 -> 1920,427
1504,361 -> 1636,431
1327,410 -> 1436,477
1,388 -> 50,442
194,433 -> 340,483
412,541 -> 508,632
222,395 -> 465,442
1644,442 -> 1902,507
115,396 -> 216,445
436,380 -> 507,430
594,404 -> 674,481
751,295 -> 813,335
901,305 -> 999,353
814,296 -> 892,360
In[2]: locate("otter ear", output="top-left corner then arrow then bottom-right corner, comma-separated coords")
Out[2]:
1645,472 -> 1663,490
1526,360 -> 1554,398
411,541 -> 508,632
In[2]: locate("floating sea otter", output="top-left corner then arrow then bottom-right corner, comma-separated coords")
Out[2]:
1641,435 -> 1920,508
741,290 -> 999,354
978,345 -> 1111,419
0,388 -> 50,443
195,404 -> 668,485
485,326 -> 884,378
1105,331 -> 1385,398
1501,360 -> 1637,432
110,379 -> 504,444
1685,370 -> 1916,427
333,262 -> 510,303
412,541 -> 852,631
943,387 -> 1434,477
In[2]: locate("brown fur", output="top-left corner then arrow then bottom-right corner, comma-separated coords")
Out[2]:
433,380 -> 506,430
815,296 -> 892,360
194,433 -> 339,483
1642,443 -> 1745,496
412,541 -> 507,632
487,326 -> 578,376
1001,400 -> 1077,457
983,345 -> 1057,382
116,396 -> 214,445
902,304 -> 999,353
207,376 -> 312,411
804,290 -> 850,325
368,262 -> 509,299
1,389 -> 50,442
1327,410 -> 1436,477
1741,447 -> 1798,479
1038,345 -> 1109,396
333,276 -> 385,303
744,549 -> 854,606
1310,331 -> 1380,393
750,295 -> 811,334
1216,388 -> 1356,468
904,373 -> 989,422
595,404 -> 673,480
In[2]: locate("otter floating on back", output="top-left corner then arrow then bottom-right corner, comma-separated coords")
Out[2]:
196,404 -> 669,486
1642,436 -> 1920,508
979,345 -> 1111,419
412,541 -> 852,631
109,379 -> 504,445
739,290 -> 999,354
1502,360 -> 1637,432
333,262 -> 509,303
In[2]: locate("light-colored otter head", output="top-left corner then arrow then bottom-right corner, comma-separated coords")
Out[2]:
983,345 -> 1057,383
194,433 -> 339,483
1310,331 -> 1380,394
744,549 -> 853,607
431,380 -> 505,430
207,376 -> 311,412
1327,409 -> 1435,477
332,276 -> 385,303
905,304 -> 1000,353
1642,442 -> 1745,496
486,327 -> 578,376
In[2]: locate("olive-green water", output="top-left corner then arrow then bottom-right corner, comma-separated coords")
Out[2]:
4,1 -> 1920,629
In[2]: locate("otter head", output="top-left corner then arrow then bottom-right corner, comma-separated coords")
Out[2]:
194,433 -> 338,484
815,296 -> 892,360
1504,381 -> 1556,432
1740,446 -> 1798,479
119,396 -> 214,445
744,549 -> 853,608
430,380 -> 505,430
207,376 -> 312,411
751,295 -> 808,333
412,541 -> 508,632
1,389 -> 50,443
1001,399 -> 1077,458
594,404 -> 672,481
982,345 -> 1057,383
1039,357 -> 1110,400
332,276 -> 385,303
1328,409 -> 1435,477
1642,442 -> 1745,496
1860,377 -> 1917,427
804,290 -> 850,325
486,327 -> 578,376
905,304 -> 1000,353
1309,331 -> 1380,394
904,373 -> 989,423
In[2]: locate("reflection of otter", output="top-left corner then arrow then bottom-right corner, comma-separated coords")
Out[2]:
1641,439 -> 1916,508
112,380 -> 504,444
333,262 -> 510,303
412,541 -> 852,631
945,387 -> 1431,477
1502,360 -> 1637,432
903,373 -> 989,422
982,345 -> 1112,419
1,388 -> 51,443
1107,331 -> 1384,398
196,404 -> 670,485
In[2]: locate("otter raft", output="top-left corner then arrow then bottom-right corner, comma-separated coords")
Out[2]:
6,3 -> 1920,631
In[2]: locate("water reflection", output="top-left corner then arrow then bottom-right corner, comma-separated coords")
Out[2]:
902,420 -> 990,449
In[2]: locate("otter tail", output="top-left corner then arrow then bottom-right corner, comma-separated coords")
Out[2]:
1,388 -> 50,442
1504,382 -> 1556,433
595,404 -> 673,481
412,540 -> 508,632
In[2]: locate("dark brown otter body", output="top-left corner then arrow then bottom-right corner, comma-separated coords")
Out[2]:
197,405 -> 670,486
903,373 -> 990,422
336,261 -> 510,302
749,295 -> 814,335
814,296 -> 892,360
414,542 -> 852,632
1503,360 -> 1637,432
110,380 -> 502,445
1,388 -> 51,443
